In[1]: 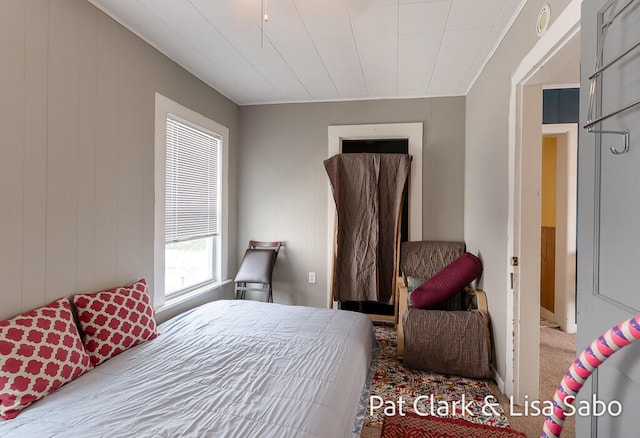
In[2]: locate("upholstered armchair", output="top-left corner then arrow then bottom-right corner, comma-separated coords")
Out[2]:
396,241 -> 491,379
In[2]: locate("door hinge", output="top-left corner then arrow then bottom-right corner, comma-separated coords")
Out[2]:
510,272 -> 515,289
511,257 -> 519,266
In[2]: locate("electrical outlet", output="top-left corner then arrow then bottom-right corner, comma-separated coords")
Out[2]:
308,272 -> 316,284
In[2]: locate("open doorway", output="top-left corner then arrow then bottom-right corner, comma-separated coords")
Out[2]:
506,0 -> 580,404
540,135 -> 558,319
538,124 -> 579,434
540,123 -> 578,334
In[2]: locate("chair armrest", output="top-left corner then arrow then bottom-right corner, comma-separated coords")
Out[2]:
465,289 -> 488,313
465,289 -> 491,364
396,277 -> 409,358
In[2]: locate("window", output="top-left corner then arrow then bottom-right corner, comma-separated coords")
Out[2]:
164,115 -> 220,295
155,94 -> 228,307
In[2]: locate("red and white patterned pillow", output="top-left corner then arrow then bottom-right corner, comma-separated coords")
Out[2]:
71,279 -> 158,367
0,298 -> 93,420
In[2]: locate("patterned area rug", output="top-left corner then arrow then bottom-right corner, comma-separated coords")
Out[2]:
381,412 -> 526,438
365,324 -> 511,429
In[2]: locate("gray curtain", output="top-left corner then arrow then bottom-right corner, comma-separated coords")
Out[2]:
324,153 -> 411,303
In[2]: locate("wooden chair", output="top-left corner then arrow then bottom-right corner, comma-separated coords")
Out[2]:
396,241 -> 491,379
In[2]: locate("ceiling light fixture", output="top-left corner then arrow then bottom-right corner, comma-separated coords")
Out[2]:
536,4 -> 551,37
261,0 -> 269,47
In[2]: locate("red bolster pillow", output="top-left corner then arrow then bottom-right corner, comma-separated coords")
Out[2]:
409,252 -> 482,309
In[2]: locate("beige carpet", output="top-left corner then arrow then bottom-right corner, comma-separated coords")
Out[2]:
362,326 -> 576,438
490,327 -> 577,438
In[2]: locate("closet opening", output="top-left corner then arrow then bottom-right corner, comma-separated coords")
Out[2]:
339,138 -> 409,317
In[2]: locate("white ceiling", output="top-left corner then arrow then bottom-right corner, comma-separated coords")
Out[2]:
89,0 -> 528,106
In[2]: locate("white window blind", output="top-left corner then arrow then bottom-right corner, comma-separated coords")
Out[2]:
165,114 -> 220,244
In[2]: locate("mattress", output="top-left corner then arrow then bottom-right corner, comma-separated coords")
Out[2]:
0,300 -> 376,437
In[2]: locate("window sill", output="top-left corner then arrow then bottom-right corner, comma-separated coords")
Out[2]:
155,279 -> 232,319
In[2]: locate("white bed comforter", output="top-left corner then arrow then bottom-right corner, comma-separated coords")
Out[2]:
0,300 -> 375,438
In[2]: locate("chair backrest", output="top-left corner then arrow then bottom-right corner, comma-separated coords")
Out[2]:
400,241 -> 465,279
249,240 -> 282,254
234,241 -> 282,284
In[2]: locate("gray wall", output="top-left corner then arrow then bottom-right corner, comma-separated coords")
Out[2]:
0,0 -> 239,320
465,0 -> 573,383
238,97 -> 465,308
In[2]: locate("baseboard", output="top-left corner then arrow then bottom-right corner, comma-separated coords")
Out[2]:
491,364 -> 505,394
540,307 -> 557,325
564,321 -> 577,334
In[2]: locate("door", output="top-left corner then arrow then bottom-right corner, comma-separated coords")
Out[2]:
577,1 -> 640,436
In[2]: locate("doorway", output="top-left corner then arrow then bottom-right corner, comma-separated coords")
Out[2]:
540,135 -> 558,316
540,125 -> 578,334
326,123 -> 423,308
506,0 -> 581,403
339,138 -> 410,316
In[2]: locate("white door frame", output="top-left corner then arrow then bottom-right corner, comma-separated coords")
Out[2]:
506,0 -> 581,403
326,123 -> 423,308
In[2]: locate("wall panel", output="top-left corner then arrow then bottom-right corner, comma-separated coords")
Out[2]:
0,0 -> 25,318
76,1 -> 98,293
116,30 -> 146,282
238,97 -> 465,308
465,0 -> 573,385
425,98 -> 466,240
93,12 -> 120,290
22,0 -> 49,311
0,0 -> 239,320
46,0 -> 80,301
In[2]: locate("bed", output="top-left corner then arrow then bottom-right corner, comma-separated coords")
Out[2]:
0,299 -> 376,437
